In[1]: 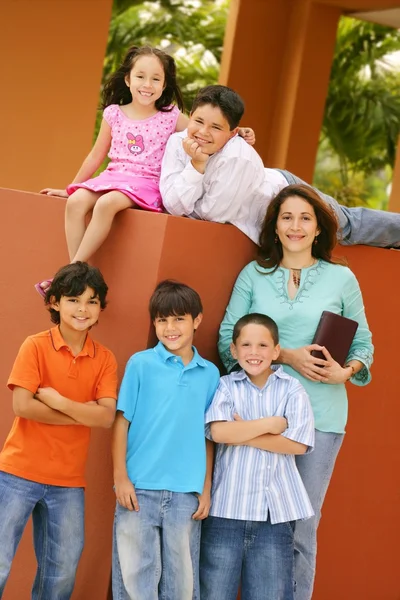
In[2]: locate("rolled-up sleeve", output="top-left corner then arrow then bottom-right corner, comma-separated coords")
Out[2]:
342,270 -> 374,385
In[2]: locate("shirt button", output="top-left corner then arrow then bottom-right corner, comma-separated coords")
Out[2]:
258,392 -> 262,397
173,358 -> 178,362
266,487 -> 269,491
267,465 -> 271,469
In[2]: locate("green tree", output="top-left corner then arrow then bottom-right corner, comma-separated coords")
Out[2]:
315,17 -> 400,205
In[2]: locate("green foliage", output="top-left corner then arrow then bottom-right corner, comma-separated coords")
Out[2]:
314,139 -> 391,209
315,16 -> 400,206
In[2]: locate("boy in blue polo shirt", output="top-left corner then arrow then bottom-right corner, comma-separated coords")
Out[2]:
112,280 -> 220,600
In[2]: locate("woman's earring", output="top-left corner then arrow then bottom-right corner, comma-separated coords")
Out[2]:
274,235 -> 278,244
314,237 -> 318,245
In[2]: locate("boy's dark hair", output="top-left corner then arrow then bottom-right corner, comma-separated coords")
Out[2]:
45,262 -> 108,324
102,45 -> 184,112
149,280 -> 203,321
191,85 -> 244,130
232,313 -> 279,346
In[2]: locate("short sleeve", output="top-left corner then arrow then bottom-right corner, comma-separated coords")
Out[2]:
280,379 -> 315,452
96,350 -> 118,400
204,380 -> 235,440
103,104 -> 119,127
205,366 -> 221,411
116,356 -> 140,423
7,337 -> 41,394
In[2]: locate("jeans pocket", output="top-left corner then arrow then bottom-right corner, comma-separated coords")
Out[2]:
283,520 -> 296,536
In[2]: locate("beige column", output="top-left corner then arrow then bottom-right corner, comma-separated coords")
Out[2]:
219,0 -> 341,181
267,0 -> 312,168
0,0 -> 113,193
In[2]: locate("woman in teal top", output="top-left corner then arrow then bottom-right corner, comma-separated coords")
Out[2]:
218,184 -> 373,600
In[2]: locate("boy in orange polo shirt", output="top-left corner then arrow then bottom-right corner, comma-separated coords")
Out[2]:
0,262 -> 118,600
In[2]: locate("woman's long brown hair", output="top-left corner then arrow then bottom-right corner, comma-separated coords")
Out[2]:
257,184 -> 347,271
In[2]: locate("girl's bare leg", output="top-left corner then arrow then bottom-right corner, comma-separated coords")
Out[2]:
65,189 -> 101,261
71,191 -> 132,263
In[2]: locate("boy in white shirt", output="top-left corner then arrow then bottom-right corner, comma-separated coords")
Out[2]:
160,84 -> 399,248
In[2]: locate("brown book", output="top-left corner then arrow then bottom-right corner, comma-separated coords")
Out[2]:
311,311 -> 358,366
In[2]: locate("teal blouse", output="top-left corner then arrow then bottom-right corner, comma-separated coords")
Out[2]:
218,260 -> 373,433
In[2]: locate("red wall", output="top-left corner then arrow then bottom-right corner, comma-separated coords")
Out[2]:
0,188 -> 399,599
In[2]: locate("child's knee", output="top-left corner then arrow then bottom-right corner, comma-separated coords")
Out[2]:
66,189 -> 96,215
93,191 -> 130,216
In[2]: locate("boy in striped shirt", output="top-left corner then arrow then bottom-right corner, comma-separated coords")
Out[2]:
200,313 -> 314,600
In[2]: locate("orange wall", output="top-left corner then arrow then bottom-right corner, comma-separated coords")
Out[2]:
0,0 -> 113,193
0,188 -> 399,599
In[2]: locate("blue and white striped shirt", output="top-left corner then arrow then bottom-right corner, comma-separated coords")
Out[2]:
205,366 -> 315,524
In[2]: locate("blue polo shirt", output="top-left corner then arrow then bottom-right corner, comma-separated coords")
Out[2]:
117,342 -> 220,494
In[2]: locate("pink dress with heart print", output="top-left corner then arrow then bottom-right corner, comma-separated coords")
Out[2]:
67,104 -> 180,212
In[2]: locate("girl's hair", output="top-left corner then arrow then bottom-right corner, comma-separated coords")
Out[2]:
257,184 -> 347,272
102,45 -> 184,112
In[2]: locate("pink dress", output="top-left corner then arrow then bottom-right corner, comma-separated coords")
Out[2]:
67,104 -> 180,212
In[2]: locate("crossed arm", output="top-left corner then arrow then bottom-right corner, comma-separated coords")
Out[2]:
13,386 -> 116,428
210,415 -> 308,455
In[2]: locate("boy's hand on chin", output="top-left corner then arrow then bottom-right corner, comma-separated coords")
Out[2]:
35,387 -> 66,410
192,489 -> 211,520
183,137 -> 210,174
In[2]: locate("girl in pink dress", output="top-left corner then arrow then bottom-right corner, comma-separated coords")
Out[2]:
36,46 -> 187,295
37,45 -> 255,296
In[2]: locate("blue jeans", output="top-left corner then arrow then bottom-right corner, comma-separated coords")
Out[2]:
281,170 -> 400,247
200,516 -> 295,600
0,471 -> 84,600
294,430 -> 344,600
112,490 -> 201,600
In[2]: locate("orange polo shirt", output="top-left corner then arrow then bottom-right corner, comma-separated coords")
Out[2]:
0,327 -> 118,487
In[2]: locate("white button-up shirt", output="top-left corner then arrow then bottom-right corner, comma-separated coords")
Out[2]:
160,130 -> 287,244
205,367 -> 315,524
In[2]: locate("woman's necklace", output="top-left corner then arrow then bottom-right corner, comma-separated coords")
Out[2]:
281,258 -> 317,289
292,269 -> 301,288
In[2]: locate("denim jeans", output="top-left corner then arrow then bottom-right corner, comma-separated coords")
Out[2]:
280,170 -> 400,247
200,515 -> 295,600
0,470 -> 84,600
112,490 -> 201,600
294,430 -> 344,600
